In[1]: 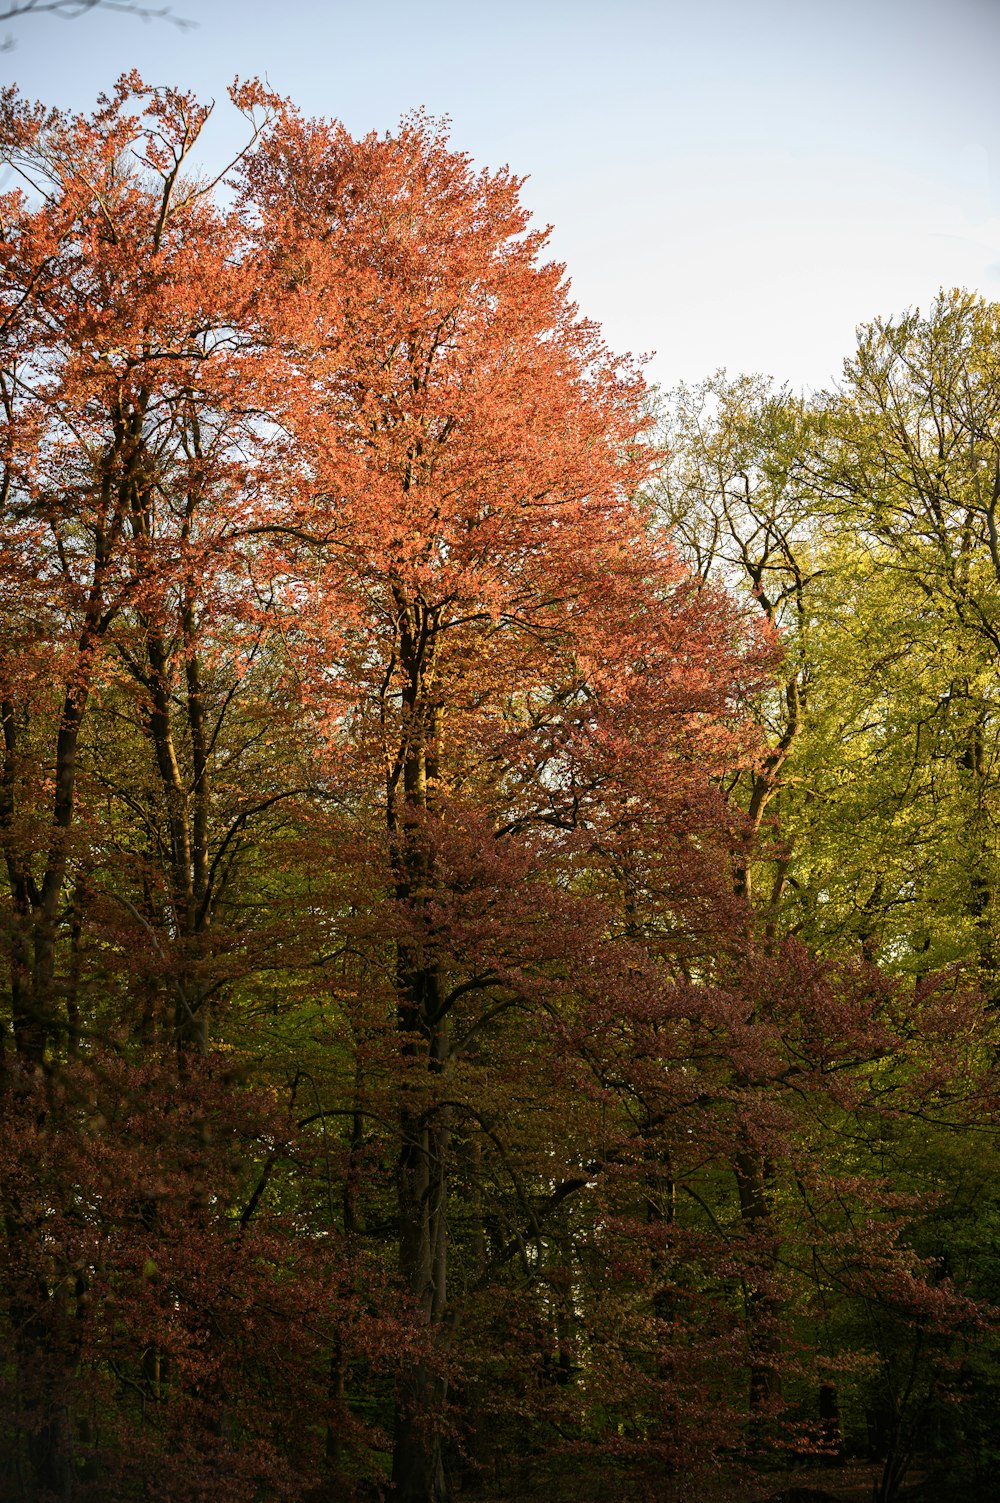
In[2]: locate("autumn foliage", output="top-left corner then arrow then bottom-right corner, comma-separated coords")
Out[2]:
0,77 -> 994,1503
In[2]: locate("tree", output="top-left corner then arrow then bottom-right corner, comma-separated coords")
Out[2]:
654,323 -> 1000,982
240,107 -> 772,1502
0,77 -> 373,1501
655,325 -> 1000,1500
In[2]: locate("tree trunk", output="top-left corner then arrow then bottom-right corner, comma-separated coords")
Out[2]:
389,606 -> 453,1501
735,1149 -> 783,1434
392,953 -> 451,1503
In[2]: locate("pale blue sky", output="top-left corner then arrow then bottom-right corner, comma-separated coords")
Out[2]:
5,0 -> 999,392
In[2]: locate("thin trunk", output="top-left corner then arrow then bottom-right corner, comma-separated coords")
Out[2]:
138,622 -> 213,1057
0,417 -> 142,1501
325,1337 -> 346,1477
66,879 -> 85,1060
734,673 -> 802,902
819,1379 -> 842,1455
735,1149 -> 783,1434
959,712 -> 998,1003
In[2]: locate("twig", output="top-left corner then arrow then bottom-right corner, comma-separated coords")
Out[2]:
0,0 -> 195,51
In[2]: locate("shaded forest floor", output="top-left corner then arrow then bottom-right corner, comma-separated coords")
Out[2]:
749,1462 -> 919,1500
468,1460 -> 925,1503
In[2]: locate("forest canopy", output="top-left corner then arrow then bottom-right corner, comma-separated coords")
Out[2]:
0,77 -> 998,1503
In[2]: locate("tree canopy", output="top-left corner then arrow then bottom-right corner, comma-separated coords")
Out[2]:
0,79 -> 997,1503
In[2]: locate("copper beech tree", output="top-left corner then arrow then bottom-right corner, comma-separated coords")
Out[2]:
0,78 -> 407,1503
238,106 -> 776,1502
0,78 -> 991,1503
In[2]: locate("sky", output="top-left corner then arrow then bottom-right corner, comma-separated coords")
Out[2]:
3,0 -> 1000,394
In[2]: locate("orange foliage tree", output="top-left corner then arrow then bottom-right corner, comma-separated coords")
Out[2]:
0,78 -> 404,1502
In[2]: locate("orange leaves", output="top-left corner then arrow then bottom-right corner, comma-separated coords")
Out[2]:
233,106 -> 772,852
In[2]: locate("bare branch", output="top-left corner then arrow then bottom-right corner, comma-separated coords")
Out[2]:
0,0 -> 195,49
